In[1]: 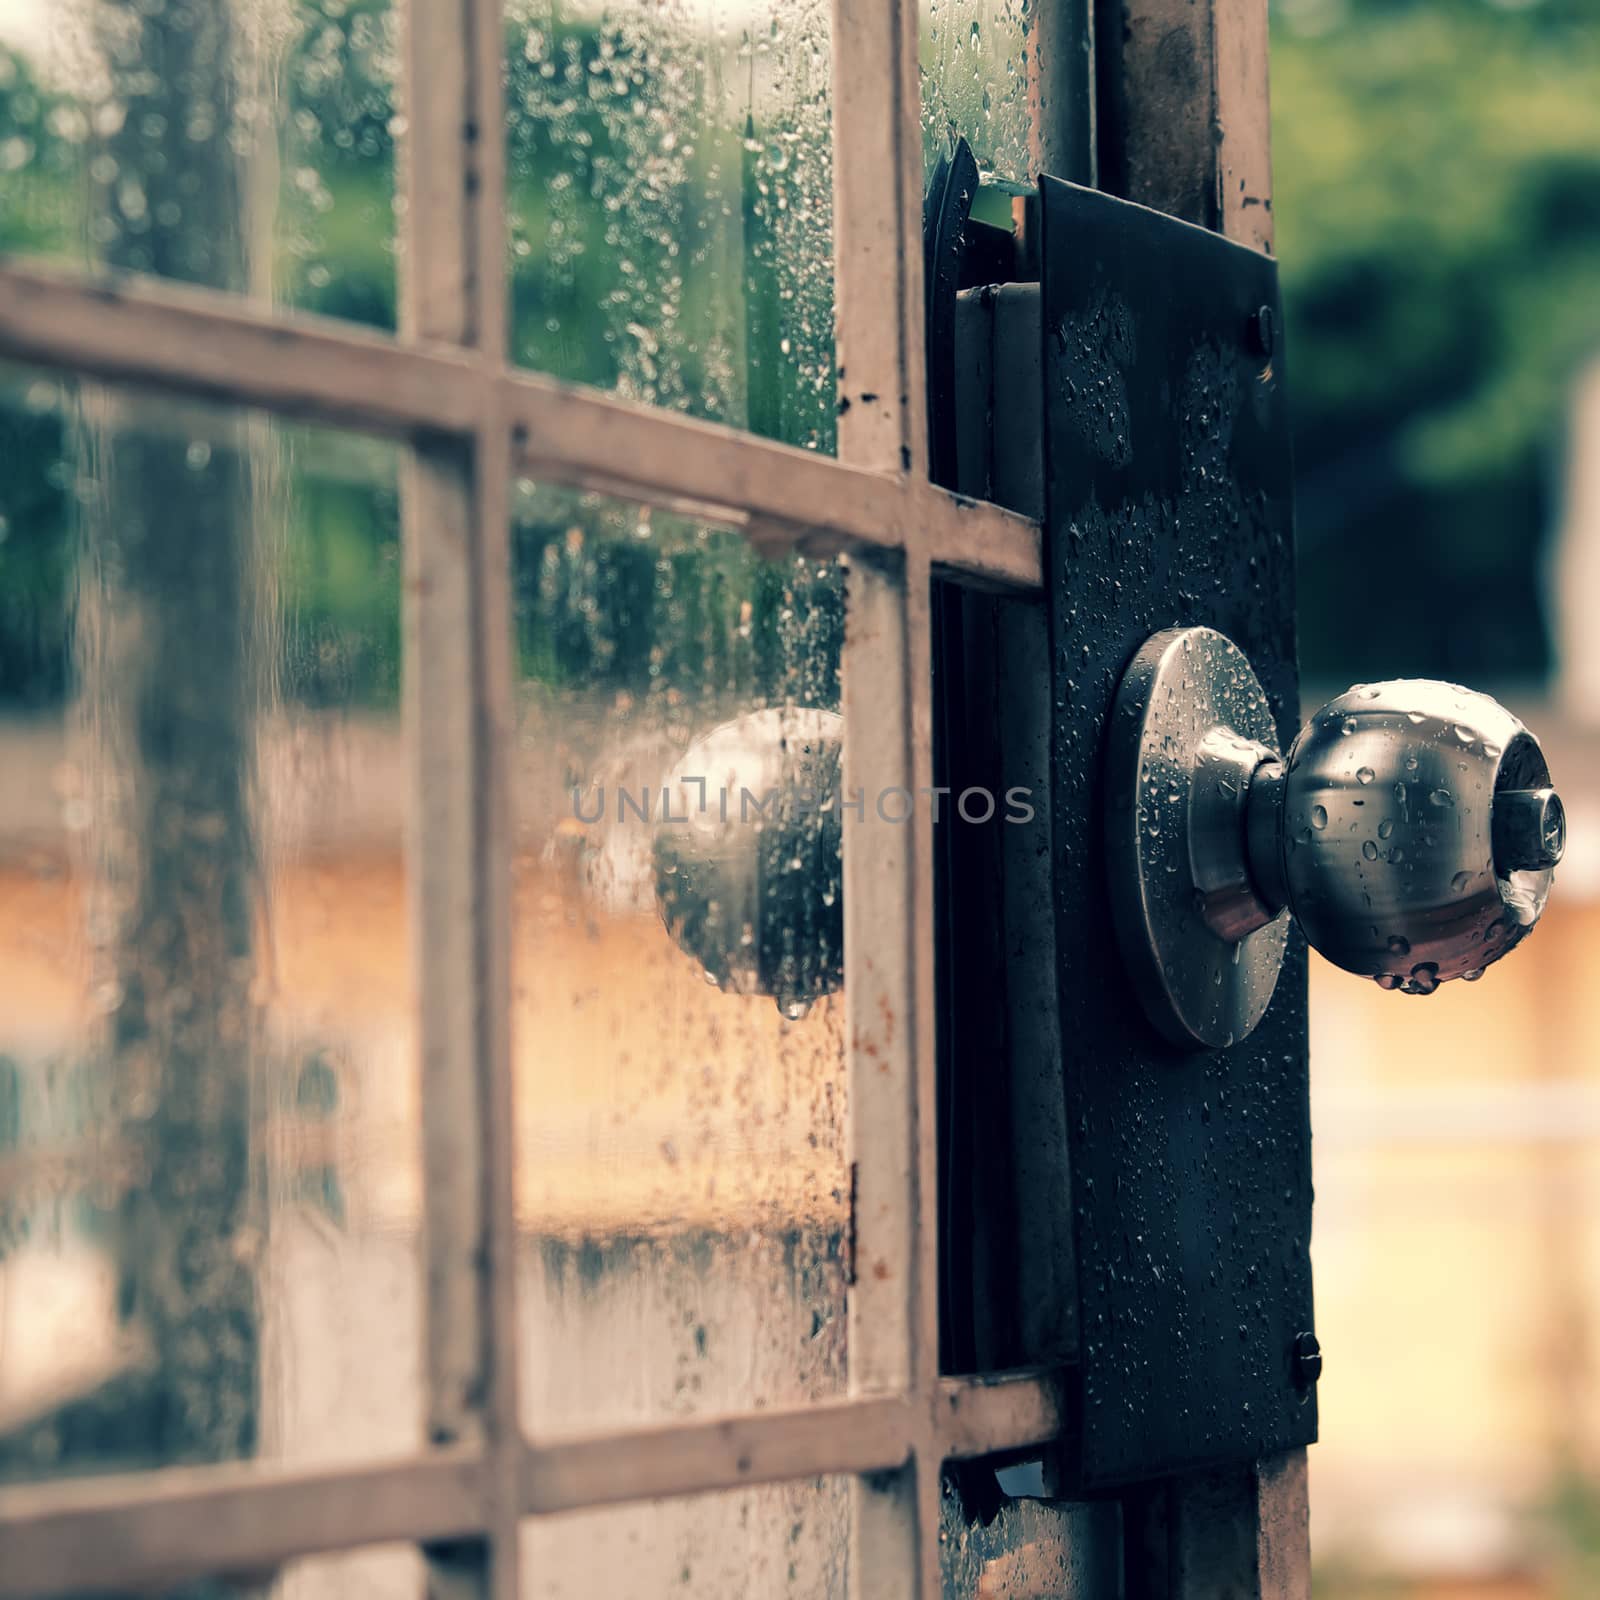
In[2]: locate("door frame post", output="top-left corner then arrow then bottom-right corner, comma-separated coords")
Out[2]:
1091,0 -> 1308,1591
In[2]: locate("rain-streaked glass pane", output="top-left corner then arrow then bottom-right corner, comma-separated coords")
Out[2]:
522,1477 -> 850,1596
0,367 -> 419,1481
939,1470 -> 1122,1597
506,0 -> 836,454
0,1 -> 398,326
176,1543 -> 424,1600
920,0 -> 1033,184
511,483 -> 848,1431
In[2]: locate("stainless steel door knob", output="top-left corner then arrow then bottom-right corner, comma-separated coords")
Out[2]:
1107,627 -> 1565,1048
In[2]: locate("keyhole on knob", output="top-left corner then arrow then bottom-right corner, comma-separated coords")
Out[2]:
1493,787 -> 1565,874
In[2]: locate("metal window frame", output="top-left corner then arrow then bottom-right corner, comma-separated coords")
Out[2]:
0,0 -> 1046,1592
0,0 -> 1300,1593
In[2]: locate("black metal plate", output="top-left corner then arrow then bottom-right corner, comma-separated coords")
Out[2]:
1039,177 -> 1316,1487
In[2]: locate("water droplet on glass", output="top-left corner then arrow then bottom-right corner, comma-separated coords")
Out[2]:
1429,788 -> 1454,808
1378,819 -> 1395,839
1362,840 -> 1379,861
1311,805 -> 1327,830
1451,870 -> 1473,893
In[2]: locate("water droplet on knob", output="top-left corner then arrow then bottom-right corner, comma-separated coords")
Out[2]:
1406,962 -> 1440,995
1311,805 -> 1328,830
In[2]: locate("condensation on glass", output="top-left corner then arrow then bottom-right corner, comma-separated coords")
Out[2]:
920,0 -> 1033,184
938,1470 -> 1122,1597
522,1477 -> 850,1597
175,1543 -> 425,1600
0,365 -> 420,1482
505,0 -> 836,453
511,482 -> 848,1432
0,0 -> 398,326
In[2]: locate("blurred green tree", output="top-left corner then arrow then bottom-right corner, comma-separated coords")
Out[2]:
1273,0 -> 1600,684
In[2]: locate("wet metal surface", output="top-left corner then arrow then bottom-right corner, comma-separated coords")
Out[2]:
1105,626 -> 1290,1049
1039,176 -> 1315,1486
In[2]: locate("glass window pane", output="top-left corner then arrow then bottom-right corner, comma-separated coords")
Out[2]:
0,1 -> 398,326
939,1469 -> 1122,1597
512,483 -> 848,1431
506,0 -> 836,454
920,0 -> 1033,185
522,1477 -> 850,1597
159,1543 -> 424,1600
0,367 -> 419,1481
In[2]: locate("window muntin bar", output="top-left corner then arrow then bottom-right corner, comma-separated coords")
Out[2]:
0,1452 -> 487,1600
830,0 -> 945,1589
0,262 -> 1043,590
400,1 -> 520,1597
0,1371 -> 1065,1598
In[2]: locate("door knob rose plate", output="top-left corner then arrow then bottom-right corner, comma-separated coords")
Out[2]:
1105,628 -> 1290,1049
1107,626 -> 1564,1049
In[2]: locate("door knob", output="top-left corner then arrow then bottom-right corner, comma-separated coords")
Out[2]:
651,708 -> 845,1018
1107,627 -> 1564,1048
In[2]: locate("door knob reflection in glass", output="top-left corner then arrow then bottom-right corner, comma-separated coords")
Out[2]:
652,708 -> 844,1019
1107,627 -> 1565,1049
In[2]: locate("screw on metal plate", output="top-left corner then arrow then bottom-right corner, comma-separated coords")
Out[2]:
1106,627 -> 1564,1047
1293,1331 -> 1322,1391
1249,303 -> 1276,358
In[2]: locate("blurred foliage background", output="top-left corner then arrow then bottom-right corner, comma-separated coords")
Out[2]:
1273,0 -> 1600,687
